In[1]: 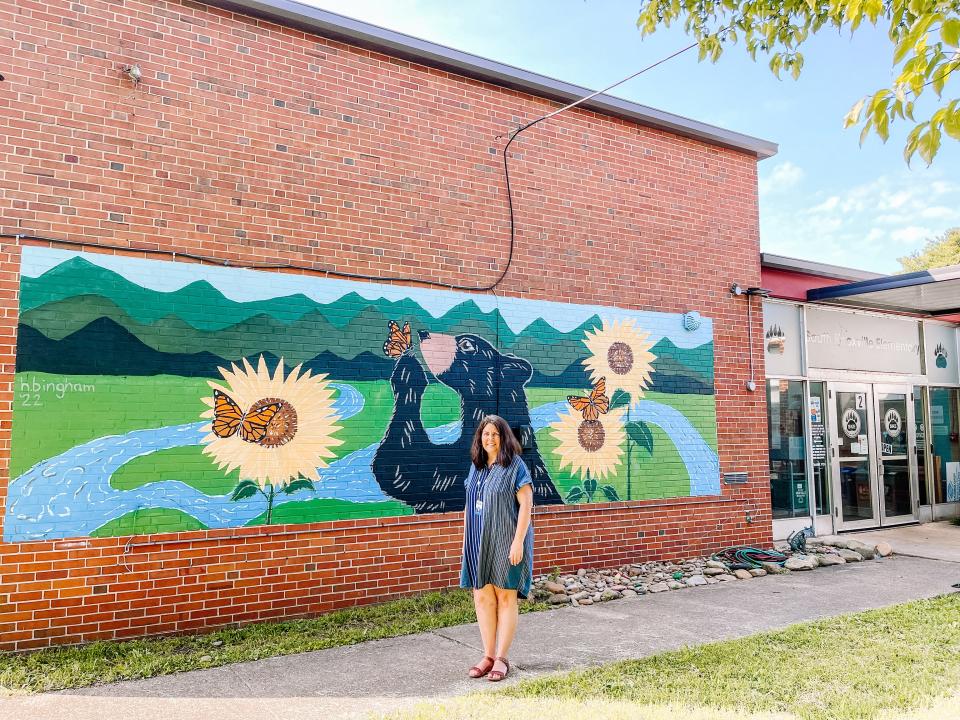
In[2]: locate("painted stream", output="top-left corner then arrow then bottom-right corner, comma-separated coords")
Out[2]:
4,388 -> 719,541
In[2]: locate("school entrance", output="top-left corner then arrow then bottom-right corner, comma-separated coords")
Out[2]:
827,383 -> 918,530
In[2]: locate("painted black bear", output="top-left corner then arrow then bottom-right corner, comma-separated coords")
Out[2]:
372,331 -> 562,513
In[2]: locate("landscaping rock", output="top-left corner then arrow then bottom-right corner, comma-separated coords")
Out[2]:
760,561 -> 789,574
600,589 -> 622,601
544,581 -> 567,594
621,588 -> 638,598
734,569 -> 753,580
838,549 -> 863,562
578,598 -> 593,605
705,560 -> 728,570
667,580 -> 684,590
547,593 -> 570,605
851,543 -> 877,560
785,555 -> 817,571
816,554 -> 846,567
716,574 -> 736,582
748,568 -> 767,577
685,575 -> 707,587
703,567 -> 726,576
813,535 -> 850,549
875,541 -> 893,557
648,582 -> 669,593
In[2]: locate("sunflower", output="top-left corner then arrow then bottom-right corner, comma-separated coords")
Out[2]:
200,356 -> 343,488
582,318 -> 656,402
550,406 -> 626,480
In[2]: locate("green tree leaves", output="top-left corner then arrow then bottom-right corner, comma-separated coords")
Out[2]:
897,227 -> 960,270
637,0 -> 960,163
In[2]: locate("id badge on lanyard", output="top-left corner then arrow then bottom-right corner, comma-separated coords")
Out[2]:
474,472 -> 485,514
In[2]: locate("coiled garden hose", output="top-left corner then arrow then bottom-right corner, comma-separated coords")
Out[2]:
711,546 -> 788,568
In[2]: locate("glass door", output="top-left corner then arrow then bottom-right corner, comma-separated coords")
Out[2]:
873,385 -> 917,526
829,383 -> 879,530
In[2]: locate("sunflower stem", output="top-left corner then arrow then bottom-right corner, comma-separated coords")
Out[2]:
626,403 -> 632,501
265,484 -> 275,525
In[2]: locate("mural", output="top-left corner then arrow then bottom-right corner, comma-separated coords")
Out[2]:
4,248 -> 720,541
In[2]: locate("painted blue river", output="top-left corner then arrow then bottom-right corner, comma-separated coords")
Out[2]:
3,391 -> 719,542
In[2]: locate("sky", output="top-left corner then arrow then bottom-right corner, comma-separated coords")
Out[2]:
301,0 -> 960,274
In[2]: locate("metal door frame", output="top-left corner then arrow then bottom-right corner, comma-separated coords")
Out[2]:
828,382 -> 881,530
873,383 -> 918,526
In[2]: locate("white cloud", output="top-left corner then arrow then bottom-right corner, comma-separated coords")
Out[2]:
759,161 -> 805,196
890,226 -> 935,245
760,169 -> 960,273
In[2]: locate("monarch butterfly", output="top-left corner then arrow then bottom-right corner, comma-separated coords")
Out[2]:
382,320 -> 412,358
567,377 -> 609,421
211,389 -> 282,444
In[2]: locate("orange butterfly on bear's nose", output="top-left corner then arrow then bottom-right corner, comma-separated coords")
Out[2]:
382,320 -> 413,358
211,389 -> 282,444
567,377 -> 610,421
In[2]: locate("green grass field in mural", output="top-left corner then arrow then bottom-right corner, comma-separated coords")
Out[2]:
245,497 -> 414,526
536,424 -> 691,503
109,380 -> 464,494
10,373 -> 211,479
90,508 -> 209,537
89,499 -> 413,536
640,391 -> 718,454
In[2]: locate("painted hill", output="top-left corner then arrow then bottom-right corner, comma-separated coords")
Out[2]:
17,257 -> 714,390
16,317 -> 714,393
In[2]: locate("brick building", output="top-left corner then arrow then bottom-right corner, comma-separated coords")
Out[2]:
0,0 -> 777,650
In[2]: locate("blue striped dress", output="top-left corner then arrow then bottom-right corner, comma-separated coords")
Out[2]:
459,455 -> 534,599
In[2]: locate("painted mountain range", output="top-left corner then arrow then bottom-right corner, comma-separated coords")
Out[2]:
18,257 -> 714,391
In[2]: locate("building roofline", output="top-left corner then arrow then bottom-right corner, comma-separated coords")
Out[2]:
204,0 -> 778,160
760,252 -> 883,282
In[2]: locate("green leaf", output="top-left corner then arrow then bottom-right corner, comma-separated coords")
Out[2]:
230,480 -> 260,502
584,477 -> 598,496
843,97 -> 866,128
610,389 -> 631,409
625,421 -> 655,455
944,105 -> 960,140
282,477 -> 316,494
918,124 -> 941,165
942,18 -> 960,47
566,487 -> 586,503
600,485 -> 621,502
903,122 -> 926,165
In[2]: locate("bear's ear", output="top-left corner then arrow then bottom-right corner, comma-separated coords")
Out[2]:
500,355 -> 533,385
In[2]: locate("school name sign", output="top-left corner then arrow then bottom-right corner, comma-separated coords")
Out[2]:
805,307 -> 921,374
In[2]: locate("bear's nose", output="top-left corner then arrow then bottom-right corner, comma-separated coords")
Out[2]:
418,330 -> 431,341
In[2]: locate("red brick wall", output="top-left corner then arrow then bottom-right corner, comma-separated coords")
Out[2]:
0,0 -> 770,650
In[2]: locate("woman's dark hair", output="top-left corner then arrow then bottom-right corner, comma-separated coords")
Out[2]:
470,414 -> 522,469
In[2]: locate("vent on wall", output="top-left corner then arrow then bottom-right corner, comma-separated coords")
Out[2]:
723,472 -> 749,484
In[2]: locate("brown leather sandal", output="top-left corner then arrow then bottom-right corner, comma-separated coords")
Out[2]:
487,657 -> 509,682
468,655 -> 494,678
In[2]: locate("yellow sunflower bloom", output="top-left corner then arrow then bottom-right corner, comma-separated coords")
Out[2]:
582,318 -> 656,402
200,356 -> 343,488
550,406 -> 626,480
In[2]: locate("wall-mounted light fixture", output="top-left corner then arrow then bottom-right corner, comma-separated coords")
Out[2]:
120,64 -> 142,85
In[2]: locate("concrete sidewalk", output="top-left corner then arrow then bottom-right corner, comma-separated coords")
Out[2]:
3,553 -> 958,720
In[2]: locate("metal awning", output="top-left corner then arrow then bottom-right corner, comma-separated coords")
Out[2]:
807,264 -> 960,316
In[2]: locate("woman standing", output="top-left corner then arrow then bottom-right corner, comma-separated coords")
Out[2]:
460,414 -> 534,682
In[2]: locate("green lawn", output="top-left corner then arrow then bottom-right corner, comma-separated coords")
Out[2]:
389,594 -> 960,720
0,589 -> 549,695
